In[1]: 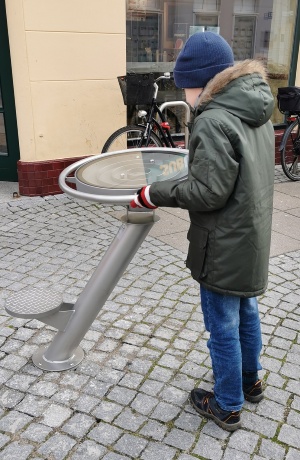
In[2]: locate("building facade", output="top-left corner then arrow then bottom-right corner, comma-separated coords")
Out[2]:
0,0 -> 299,195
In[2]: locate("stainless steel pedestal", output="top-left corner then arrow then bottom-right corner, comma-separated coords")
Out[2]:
5,147 -> 188,371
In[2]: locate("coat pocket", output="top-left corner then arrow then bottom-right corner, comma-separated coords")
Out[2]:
186,224 -> 209,282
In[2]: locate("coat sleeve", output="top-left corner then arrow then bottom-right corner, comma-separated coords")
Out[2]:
150,117 -> 239,211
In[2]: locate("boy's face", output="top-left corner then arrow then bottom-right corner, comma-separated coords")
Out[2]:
184,88 -> 203,107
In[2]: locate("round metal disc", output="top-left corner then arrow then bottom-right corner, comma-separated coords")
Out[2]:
5,289 -> 63,319
32,345 -> 84,371
75,149 -> 188,195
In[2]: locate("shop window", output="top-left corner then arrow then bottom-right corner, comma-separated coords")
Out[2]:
193,14 -> 219,34
126,12 -> 162,64
193,0 -> 220,12
234,0 -> 257,14
126,0 -> 300,125
233,16 -> 256,61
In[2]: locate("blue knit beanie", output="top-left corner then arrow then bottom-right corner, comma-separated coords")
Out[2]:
174,32 -> 234,88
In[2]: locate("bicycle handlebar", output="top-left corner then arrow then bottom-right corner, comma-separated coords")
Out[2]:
153,73 -> 173,99
155,72 -> 171,83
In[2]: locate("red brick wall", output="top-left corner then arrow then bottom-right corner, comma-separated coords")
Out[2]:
18,156 -> 89,197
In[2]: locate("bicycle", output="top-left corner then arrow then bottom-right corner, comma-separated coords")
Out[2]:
277,86 -> 300,181
102,72 -> 183,153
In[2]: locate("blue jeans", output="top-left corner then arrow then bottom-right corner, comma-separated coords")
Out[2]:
200,286 -> 262,411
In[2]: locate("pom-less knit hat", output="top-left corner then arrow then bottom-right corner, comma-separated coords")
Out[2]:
174,32 -> 234,89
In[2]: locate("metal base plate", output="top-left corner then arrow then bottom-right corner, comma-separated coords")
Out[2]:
5,289 -> 63,319
32,345 -> 84,371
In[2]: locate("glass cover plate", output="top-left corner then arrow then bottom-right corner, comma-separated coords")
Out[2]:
76,150 -> 188,190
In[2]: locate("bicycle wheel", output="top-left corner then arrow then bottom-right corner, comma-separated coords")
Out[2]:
280,118 -> 300,181
102,125 -> 163,153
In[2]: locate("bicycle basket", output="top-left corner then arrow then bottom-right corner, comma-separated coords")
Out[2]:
117,73 -> 154,105
277,86 -> 300,114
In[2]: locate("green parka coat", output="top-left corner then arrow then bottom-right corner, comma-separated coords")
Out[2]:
150,60 -> 275,297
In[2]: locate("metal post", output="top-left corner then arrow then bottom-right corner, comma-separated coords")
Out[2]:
158,101 -> 190,147
32,211 -> 158,371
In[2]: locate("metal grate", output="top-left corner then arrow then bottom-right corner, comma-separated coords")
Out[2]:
5,289 -> 63,319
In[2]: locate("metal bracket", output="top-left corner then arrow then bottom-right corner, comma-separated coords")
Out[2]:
158,101 -> 191,147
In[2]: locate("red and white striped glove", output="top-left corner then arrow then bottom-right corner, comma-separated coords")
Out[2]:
130,185 -> 157,209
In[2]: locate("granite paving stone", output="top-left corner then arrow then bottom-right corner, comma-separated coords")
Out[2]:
228,429 -> 259,453
256,399 -> 286,422
193,433 -> 224,459
242,412 -> 279,438
72,394 -> 100,413
51,388 -> 79,405
5,373 -> 37,392
114,407 -> 147,431
0,410 -> 32,433
114,433 -> 148,457
106,386 -> 137,405
139,419 -> 168,441
92,400 -> 124,423
15,394 -> 50,416
0,441 -> 34,460
222,448 -> 251,460
259,438 -> 286,459
87,421 -> 123,446
291,395 -> 300,411
286,448 -> 300,460
0,433 -> 10,449
102,453 -> 131,460
70,440 -> 107,459
160,385 -> 188,405
174,411 -> 202,431
140,441 -> 177,460
28,380 -> 59,397
278,424 -> 300,449
37,433 -> 76,460
0,387 -> 25,408
201,420 -> 230,440
83,380 -> 112,398
130,392 -> 159,415
164,427 -> 195,450
1,191 -> 300,459
287,409 -> 300,429
61,412 -> 95,438
41,403 -> 72,427
21,422 -> 53,442
150,401 -> 181,422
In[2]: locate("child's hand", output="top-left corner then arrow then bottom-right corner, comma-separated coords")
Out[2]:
130,186 -> 157,209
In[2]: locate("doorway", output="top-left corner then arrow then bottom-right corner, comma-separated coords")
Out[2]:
0,0 -> 20,181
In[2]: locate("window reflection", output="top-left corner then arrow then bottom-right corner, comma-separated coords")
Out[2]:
126,0 -> 298,123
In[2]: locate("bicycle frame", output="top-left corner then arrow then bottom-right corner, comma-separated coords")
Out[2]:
102,72 -> 186,153
136,81 -> 177,149
279,116 -> 300,152
142,103 -> 176,147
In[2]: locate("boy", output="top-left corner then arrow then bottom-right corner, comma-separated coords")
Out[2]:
130,32 -> 275,431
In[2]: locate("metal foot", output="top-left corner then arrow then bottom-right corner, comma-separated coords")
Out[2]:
5,289 -> 63,319
32,345 -> 84,371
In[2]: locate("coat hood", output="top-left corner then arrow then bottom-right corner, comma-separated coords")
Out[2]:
196,60 -> 274,127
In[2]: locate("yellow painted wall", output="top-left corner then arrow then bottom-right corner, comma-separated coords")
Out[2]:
5,0 -> 126,162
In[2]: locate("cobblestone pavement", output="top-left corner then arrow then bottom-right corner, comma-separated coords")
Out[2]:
0,172 -> 300,459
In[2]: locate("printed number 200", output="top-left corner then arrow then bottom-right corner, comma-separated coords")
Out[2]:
160,158 -> 185,176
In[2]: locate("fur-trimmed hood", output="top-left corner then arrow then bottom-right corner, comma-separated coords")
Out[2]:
195,60 -> 274,127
